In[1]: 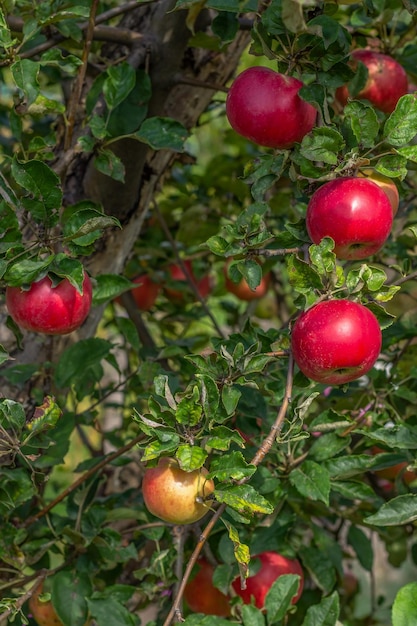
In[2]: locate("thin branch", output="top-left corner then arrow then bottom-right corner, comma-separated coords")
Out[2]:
22,432 -> 145,528
64,0 -> 100,150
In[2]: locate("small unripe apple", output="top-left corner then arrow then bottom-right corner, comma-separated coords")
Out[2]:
226,66 -> 317,149
142,457 -> 215,524
6,272 -> 92,335
306,177 -> 393,260
184,559 -> 231,616
232,551 -> 304,609
291,299 -> 382,385
335,49 -> 408,114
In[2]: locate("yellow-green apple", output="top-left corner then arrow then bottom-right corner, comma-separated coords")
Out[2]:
306,177 -> 393,260
6,271 -> 92,335
291,299 -> 382,385
142,457 -> 215,524
335,49 -> 408,114
232,551 -> 304,609
226,67 -> 317,149
184,559 -> 231,616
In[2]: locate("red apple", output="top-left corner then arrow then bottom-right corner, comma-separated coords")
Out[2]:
118,274 -> 160,311
6,272 -> 92,335
184,559 -> 231,617
232,551 -> 304,609
28,582 -> 91,626
224,260 -> 271,301
291,299 -> 382,385
335,49 -> 408,114
164,260 -> 211,303
306,177 -> 393,260
142,457 -> 215,525
358,169 -> 399,216
371,446 -> 417,485
226,67 -> 317,149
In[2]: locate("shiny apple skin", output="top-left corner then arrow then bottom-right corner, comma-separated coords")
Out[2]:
358,169 -> 399,216
226,67 -> 317,149
232,551 -> 304,609
142,457 -> 215,525
6,273 -> 92,335
291,299 -> 382,385
184,559 -> 231,617
336,49 -> 408,114
306,177 -> 393,260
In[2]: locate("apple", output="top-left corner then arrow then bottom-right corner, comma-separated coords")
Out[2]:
224,260 -> 271,301
28,582 -> 90,626
358,169 -> 399,216
291,299 -> 382,385
341,571 -> 359,598
226,66 -> 317,149
232,551 -> 304,609
118,274 -> 160,311
335,49 -> 408,114
164,260 -> 211,303
6,271 -> 92,335
142,457 -> 215,524
371,446 -> 417,485
184,559 -> 231,617
306,177 -> 393,260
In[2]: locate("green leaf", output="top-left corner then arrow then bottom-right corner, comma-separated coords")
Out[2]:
87,596 -> 136,626
175,393 -> 202,426
176,444 -> 207,471
40,49 -> 83,74
265,574 -> 302,622
205,426 -> 245,451
135,117 -> 189,151
347,525 -> 373,571
365,495 -> 417,526
384,94 -> 417,147
289,460 -> 331,505
3,256 -> 53,287
215,483 -> 274,516
92,274 -> 135,306
241,604 -> 265,626
222,385 -> 241,416
54,338 -> 113,389
51,571 -> 92,626
0,399 -> 26,431
344,101 -> 380,147
11,158 -> 63,225
346,264 -> 387,293
375,154 -> 408,179
301,591 -> 340,626
287,254 -> 322,306
103,62 -> 136,110
94,149 -> 125,182
25,396 -> 62,435
0,468 -> 36,515
209,451 -> 256,481
363,424 -> 417,449
224,520 -> 250,570
11,59 -> 40,105
392,582 -> 417,626
300,127 -> 345,165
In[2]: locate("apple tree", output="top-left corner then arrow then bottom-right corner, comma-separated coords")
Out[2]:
0,0 -> 417,625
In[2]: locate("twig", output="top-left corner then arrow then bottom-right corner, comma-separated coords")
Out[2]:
64,0 -> 99,150
22,432 -> 145,528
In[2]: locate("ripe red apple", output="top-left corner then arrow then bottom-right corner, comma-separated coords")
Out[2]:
232,551 -> 304,609
164,260 -> 211,303
291,299 -> 382,385
371,446 -> 417,485
335,49 -> 408,114
142,457 -> 215,525
118,274 -> 160,311
184,559 -> 231,617
28,582 -> 91,626
6,272 -> 92,335
358,169 -> 399,216
224,260 -> 271,301
226,66 -> 317,149
306,177 -> 393,260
